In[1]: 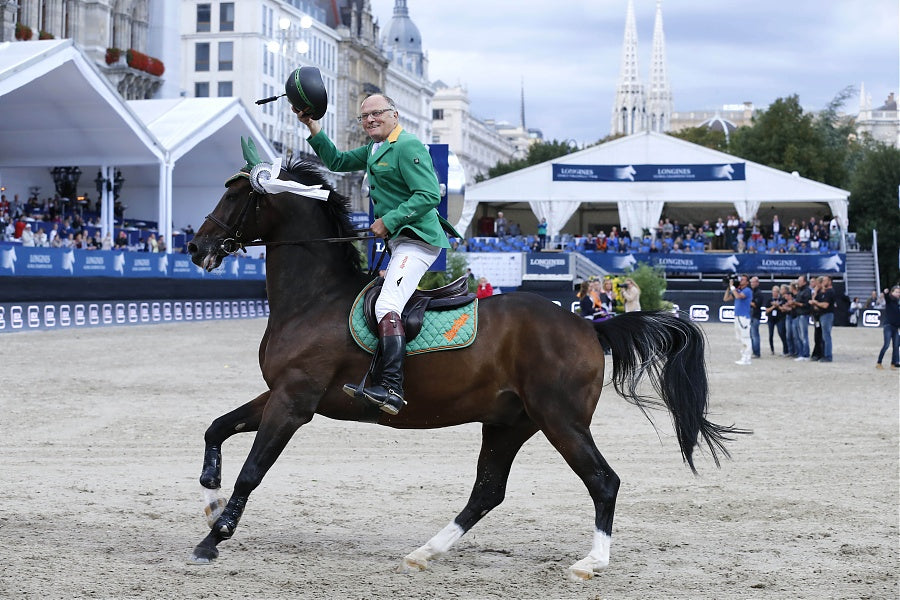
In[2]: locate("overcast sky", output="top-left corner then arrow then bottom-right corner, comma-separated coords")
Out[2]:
368,0 -> 899,146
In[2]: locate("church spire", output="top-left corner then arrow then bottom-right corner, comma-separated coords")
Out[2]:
611,0 -> 646,135
520,77 -> 526,129
647,0 -> 673,132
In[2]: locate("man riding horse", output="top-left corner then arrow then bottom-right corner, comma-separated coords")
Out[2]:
289,68 -> 461,416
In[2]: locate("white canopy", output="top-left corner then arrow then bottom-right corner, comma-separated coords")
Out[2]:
459,131 -> 850,239
0,39 -> 275,246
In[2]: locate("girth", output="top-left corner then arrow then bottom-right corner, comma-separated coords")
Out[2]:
362,275 -> 476,342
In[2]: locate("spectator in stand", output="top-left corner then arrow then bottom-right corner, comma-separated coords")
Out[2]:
476,277 -> 493,299
494,211 -> 508,237
749,276 -> 763,358
147,233 -> 158,253
620,227 -> 631,250
20,223 -> 35,246
115,230 -> 129,250
765,285 -> 788,355
787,219 -> 799,241
713,218 -> 725,250
662,218 -> 674,240
537,218 -> 547,249
876,286 -> 900,369
33,226 -> 48,247
100,232 -> 113,250
869,290 -> 885,310
157,235 -> 167,253
725,215 -> 740,250
771,215 -> 781,240
622,278 -> 641,312
596,230 -> 608,252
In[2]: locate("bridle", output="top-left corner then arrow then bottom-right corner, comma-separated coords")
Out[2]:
203,167 -> 375,256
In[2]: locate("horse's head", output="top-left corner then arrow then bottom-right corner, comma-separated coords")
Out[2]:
188,138 -> 362,274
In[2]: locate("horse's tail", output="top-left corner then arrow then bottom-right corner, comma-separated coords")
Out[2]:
593,311 -> 749,473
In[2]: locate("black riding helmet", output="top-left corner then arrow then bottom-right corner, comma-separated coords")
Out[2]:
285,67 -> 327,120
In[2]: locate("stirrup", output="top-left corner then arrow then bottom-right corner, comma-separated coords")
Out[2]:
342,384 -> 406,415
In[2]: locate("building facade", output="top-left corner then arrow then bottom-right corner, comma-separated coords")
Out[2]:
431,82 -> 518,186
856,85 -> 899,147
5,0 -> 162,100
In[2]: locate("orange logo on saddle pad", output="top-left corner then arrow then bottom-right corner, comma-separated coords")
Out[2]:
443,313 -> 470,342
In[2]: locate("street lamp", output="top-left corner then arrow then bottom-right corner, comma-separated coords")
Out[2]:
268,14 -> 312,156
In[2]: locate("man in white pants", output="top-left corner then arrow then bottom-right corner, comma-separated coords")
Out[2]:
724,274 -> 754,365
297,92 -> 461,415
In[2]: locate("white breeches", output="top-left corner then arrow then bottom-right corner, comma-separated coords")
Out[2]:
375,241 -> 441,322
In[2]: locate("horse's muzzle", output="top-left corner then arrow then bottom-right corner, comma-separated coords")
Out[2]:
187,239 -> 225,272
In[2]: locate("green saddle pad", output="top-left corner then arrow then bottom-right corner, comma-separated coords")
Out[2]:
349,284 -> 478,355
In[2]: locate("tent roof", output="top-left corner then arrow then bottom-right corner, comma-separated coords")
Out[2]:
128,97 -> 274,165
0,39 -> 165,167
465,130 -> 849,204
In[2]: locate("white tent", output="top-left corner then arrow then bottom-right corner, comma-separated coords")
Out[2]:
459,131 -> 850,240
0,39 -> 275,247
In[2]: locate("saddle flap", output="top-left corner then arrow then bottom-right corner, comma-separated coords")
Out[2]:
362,276 -> 475,342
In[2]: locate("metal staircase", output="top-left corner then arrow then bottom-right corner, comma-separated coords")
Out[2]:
845,251 -> 877,301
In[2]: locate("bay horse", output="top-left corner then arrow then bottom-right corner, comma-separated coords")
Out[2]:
187,153 -> 745,580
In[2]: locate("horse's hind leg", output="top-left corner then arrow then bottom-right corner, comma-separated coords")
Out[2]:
539,420 -> 620,581
400,419 -> 539,572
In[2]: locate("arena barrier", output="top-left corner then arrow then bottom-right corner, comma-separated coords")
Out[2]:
0,244 -> 265,280
0,299 -> 269,333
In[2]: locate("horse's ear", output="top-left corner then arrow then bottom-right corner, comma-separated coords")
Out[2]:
241,137 -> 262,169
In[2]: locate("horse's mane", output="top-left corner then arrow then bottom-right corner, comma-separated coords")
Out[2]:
280,158 -> 363,274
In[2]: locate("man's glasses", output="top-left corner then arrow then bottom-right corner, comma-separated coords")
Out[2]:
357,108 -> 394,122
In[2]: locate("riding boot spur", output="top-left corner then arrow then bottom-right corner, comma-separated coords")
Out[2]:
345,312 -> 407,415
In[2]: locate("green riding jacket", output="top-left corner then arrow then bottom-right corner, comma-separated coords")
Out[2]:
308,125 -> 462,248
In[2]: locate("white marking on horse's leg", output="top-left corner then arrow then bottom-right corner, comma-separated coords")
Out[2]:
567,529 -> 611,581
397,521 -> 465,573
201,486 -> 226,528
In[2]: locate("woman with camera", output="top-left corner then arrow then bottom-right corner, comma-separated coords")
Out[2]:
621,278 -> 641,312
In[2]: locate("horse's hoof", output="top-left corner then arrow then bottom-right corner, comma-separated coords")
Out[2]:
397,556 -> 428,573
188,545 -> 219,565
567,566 -> 594,581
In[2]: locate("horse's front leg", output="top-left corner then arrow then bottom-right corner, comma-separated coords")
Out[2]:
197,392 -> 271,528
190,388 -> 314,564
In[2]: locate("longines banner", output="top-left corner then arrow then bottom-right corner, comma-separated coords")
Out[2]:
0,299 -> 270,333
0,245 -> 266,280
584,252 -> 846,274
552,163 -> 746,182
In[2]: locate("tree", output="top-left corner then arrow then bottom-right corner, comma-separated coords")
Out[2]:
669,125 -> 729,152
847,143 -> 900,287
480,139 -> 578,181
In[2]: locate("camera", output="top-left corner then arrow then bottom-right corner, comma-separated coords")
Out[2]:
722,275 -> 737,288
622,282 -> 630,289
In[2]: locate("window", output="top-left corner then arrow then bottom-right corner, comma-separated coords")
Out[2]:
218,81 -> 233,97
195,82 -> 210,97
220,3 -> 235,32
218,42 -> 233,71
433,109 -> 444,120
197,4 -> 211,32
195,43 -> 210,71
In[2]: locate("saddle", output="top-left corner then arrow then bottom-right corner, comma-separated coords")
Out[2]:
362,275 -> 476,343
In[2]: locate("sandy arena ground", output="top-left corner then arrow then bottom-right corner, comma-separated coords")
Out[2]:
1,316 -> 897,600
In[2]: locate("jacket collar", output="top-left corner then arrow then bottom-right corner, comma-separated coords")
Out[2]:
371,125 -> 403,161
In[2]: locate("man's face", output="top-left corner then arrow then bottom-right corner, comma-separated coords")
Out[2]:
740,276 -> 749,287
750,277 -> 759,288
358,95 -> 398,142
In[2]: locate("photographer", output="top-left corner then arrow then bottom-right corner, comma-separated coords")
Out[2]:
621,278 -> 641,312
724,274 -> 753,365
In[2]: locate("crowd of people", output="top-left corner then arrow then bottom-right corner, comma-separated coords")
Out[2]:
462,213 -> 845,255
724,273 -> 893,366
576,276 -> 641,323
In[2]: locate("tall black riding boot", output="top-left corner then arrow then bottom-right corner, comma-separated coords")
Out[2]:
346,312 -> 407,415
